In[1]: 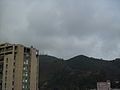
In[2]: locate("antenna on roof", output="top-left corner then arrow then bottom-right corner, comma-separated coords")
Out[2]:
31,45 -> 33,48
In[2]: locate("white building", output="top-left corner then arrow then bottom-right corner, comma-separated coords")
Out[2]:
97,81 -> 111,90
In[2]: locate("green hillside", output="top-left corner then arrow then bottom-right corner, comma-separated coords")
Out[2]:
39,55 -> 120,90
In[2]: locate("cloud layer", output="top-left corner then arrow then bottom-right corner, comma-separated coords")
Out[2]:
1,0 -> 120,59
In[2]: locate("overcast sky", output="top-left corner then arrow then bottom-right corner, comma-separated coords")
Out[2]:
0,0 -> 120,60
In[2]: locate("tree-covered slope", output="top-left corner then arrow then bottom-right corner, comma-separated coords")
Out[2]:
39,55 -> 120,89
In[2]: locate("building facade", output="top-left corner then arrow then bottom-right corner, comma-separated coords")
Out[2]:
97,81 -> 111,90
0,43 -> 39,90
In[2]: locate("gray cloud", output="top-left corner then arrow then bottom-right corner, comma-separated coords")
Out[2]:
1,0 -> 120,60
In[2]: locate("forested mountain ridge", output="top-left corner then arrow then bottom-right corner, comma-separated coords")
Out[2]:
39,55 -> 120,89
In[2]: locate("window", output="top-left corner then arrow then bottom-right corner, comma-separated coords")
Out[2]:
23,85 -> 25,88
6,64 -> 8,69
15,46 -> 17,50
26,60 -> 28,64
25,73 -> 28,76
23,62 -> 25,64
5,70 -> 7,75
13,62 -> 15,66
22,85 -> 28,89
23,67 -> 25,70
26,54 -> 30,57
6,58 -> 8,63
13,69 -> 15,73
23,72 -> 28,77
14,56 -> 16,60
12,81 -> 14,85
25,79 -> 27,83
0,48 -> 4,53
24,60 -> 28,65
5,52 -> 12,55
5,83 -> 6,88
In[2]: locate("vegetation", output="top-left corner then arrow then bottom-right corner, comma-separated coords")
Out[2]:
39,55 -> 120,90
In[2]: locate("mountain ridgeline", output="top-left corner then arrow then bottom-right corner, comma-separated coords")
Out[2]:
39,55 -> 120,89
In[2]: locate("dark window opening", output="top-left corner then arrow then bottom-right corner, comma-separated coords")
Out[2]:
5,52 -> 12,55
5,46 -> 13,51
6,58 -> 8,63
6,64 -> 8,69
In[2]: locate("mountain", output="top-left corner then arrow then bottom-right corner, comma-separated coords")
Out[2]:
39,55 -> 66,87
39,55 -> 120,90
40,55 -> 60,63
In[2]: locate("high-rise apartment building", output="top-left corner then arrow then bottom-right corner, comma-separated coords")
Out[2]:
0,43 -> 39,90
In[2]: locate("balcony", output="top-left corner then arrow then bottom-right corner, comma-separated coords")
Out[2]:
0,48 -> 4,54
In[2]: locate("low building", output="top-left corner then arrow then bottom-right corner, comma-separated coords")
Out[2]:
97,80 -> 111,90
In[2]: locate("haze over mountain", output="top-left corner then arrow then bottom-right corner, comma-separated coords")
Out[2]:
39,55 -> 120,89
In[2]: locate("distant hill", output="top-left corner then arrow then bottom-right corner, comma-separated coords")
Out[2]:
39,55 -> 65,86
39,55 -> 120,90
40,55 -> 60,63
